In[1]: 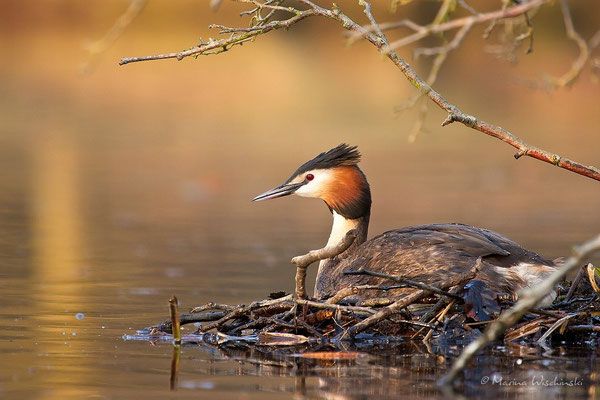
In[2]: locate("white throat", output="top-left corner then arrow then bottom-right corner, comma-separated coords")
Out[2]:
318,211 -> 360,274
326,211 -> 360,247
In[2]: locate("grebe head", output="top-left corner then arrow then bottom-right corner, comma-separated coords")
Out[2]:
252,144 -> 371,219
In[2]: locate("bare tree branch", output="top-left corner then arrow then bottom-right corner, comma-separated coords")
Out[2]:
119,0 -> 600,181
348,2 -> 600,181
119,8 -> 317,65
402,0 -> 463,143
82,0 -> 147,73
414,22 -> 473,58
384,0 -> 549,52
546,0 -> 590,88
483,0 -> 512,40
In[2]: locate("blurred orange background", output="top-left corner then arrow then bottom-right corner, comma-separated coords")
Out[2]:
1,1 -> 599,397
2,0 -> 598,249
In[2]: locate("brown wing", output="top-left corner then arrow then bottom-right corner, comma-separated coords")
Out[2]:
316,223 -> 553,299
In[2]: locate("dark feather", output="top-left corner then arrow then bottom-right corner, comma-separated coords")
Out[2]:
287,143 -> 361,182
315,223 -> 555,300
462,280 -> 500,321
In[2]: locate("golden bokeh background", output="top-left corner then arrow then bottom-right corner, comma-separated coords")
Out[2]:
1,1 -> 599,398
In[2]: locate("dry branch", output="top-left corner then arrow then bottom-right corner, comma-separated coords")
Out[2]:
198,294 -> 293,332
414,22 -> 473,58
344,268 -> 462,301
82,0 -> 147,73
119,8 -> 317,64
119,0 -> 600,182
190,302 -> 236,313
329,1 -> 600,181
423,299 -> 456,341
587,263 -> 600,293
340,257 -> 483,339
291,229 -> 357,299
400,0 -> 462,142
294,297 -> 375,315
169,295 -> 181,344
326,284 -> 407,304
384,0 -> 548,51
145,310 -> 229,333
564,264 -> 586,302
411,278 -> 478,339
547,0 -> 590,88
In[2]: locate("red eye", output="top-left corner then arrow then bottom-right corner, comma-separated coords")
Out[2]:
306,174 -> 314,181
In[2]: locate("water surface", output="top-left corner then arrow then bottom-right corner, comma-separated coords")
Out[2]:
1,2 -> 600,398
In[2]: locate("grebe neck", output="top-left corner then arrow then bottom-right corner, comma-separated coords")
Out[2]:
315,211 -> 369,296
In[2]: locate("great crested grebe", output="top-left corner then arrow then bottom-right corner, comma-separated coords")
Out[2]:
253,144 -> 557,306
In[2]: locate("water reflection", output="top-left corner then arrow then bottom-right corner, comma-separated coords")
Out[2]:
29,133 -> 93,399
1,117 -> 598,399
0,119 -> 598,399
160,339 -> 597,398
31,133 -> 84,283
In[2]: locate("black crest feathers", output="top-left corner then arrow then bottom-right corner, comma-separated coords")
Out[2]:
288,144 -> 361,180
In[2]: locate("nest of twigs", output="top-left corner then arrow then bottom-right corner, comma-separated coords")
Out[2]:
130,262 -> 600,350
125,231 -> 600,357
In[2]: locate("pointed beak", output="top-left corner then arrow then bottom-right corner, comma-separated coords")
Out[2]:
252,182 -> 304,202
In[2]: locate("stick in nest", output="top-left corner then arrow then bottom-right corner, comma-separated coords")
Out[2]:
291,229 -> 357,299
340,257 -> 484,339
344,268 -> 462,301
